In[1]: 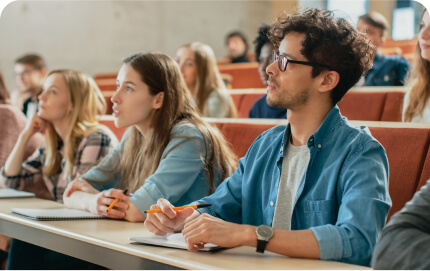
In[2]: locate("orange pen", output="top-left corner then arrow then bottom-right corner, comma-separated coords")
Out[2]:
144,204 -> 212,214
106,189 -> 128,212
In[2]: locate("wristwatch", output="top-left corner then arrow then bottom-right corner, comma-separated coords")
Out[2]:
255,225 -> 274,253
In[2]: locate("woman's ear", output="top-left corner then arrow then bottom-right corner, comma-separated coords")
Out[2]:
318,70 -> 340,94
153,92 -> 164,109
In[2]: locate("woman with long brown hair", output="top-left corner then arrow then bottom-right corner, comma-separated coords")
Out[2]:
403,9 -> 430,122
63,53 -> 237,222
175,42 -> 237,118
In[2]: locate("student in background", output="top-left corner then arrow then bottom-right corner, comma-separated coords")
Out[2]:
249,24 -> 288,119
0,70 -> 43,167
226,31 -> 250,63
357,12 -> 410,86
403,9 -> 430,123
0,70 -> 44,268
63,53 -> 237,223
13,54 -> 47,118
145,8 -> 391,266
175,42 -> 237,118
2,69 -> 118,269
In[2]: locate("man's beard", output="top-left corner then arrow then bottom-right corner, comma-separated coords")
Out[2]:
266,77 -> 309,109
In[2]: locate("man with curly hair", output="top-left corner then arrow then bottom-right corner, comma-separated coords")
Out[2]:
144,8 -> 391,267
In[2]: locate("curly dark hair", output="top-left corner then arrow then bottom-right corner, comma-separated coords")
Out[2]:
254,23 -> 271,62
268,8 -> 374,105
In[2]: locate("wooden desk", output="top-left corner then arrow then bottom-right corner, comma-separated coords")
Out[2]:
0,198 -> 369,270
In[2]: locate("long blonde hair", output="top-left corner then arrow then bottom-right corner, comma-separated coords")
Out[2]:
404,9 -> 430,122
43,69 -> 110,179
117,53 -> 237,193
181,42 -> 237,118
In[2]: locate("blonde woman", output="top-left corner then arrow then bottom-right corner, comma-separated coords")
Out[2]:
175,42 -> 237,118
1,70 -> 118,201
63,53 -> 237,223
403,9 -> 430,123
2,69 -> 118,270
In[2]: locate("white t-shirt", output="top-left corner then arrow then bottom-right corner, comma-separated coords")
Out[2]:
272,139 -> 310,230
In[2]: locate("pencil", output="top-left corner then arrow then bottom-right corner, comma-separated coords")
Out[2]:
144,204 -> 212,214
106,189 -> 128,212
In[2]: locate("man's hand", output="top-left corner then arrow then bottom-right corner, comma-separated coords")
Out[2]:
144,198 -> 198,236
182,213 -> 256,252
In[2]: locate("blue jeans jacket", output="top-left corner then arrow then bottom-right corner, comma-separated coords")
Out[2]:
194,106 -> 391,266
82,122 -> 221,215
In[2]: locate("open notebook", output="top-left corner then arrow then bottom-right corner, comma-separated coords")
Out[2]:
130,233 -> 222,252
0,188 -> 35,199
11,208 -> 106,221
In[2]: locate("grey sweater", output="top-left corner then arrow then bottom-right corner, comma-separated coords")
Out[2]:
372,180 -> 430,269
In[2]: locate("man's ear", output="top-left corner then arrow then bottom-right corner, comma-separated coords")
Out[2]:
318,70 -> 340,94
153,92 -> 164,109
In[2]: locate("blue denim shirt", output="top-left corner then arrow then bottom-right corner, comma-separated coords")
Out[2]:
194,106 -> 391,266
364,53 -> 410,86
82,122 -> 221,215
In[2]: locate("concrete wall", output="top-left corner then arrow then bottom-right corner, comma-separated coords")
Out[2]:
0,0 -> 274,91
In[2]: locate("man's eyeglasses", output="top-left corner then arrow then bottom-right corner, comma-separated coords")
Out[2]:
272,51 -> 332,72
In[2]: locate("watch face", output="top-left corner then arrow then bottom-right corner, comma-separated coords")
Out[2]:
256,225 -> 273,238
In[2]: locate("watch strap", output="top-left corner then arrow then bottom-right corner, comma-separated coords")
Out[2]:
256,239 -> 268,253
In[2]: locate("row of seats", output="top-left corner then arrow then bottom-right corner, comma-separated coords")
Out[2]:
98,116 -> 430,221
101,87 -> 406,121
231,87 -> 406,120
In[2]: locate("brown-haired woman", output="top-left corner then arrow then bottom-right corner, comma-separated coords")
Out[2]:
403,9 -> 430,122
175,42 -> 237,118
63,53 -> 237,222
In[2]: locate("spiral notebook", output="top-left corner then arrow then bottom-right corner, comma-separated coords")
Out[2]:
130,233 -> 222,252
0,188 -> 35,199
11,208 -> 106,221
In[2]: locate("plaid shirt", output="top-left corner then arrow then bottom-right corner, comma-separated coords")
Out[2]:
0,131 -> 118,202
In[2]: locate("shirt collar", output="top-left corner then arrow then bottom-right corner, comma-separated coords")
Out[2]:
281,105 -> 342,150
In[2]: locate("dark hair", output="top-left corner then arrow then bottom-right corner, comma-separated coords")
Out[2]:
226,31 -> 249,53
268,8 -> 374,105
254,24 -> 271,62
358,11 -> 389,36
15,54 -> 46,70
0,70 -> 10,103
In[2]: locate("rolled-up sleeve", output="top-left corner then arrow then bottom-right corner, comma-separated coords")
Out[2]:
312,140 -> 391,266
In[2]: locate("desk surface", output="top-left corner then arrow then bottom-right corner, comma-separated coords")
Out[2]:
0,197 -> 369,270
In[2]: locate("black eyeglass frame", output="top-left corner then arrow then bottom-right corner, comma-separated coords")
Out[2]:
272,50 -> 333,72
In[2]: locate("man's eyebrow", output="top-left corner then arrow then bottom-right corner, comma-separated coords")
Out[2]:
279,52 -> 297,60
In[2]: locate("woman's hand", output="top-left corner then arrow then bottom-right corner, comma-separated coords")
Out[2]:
64,178 -> 98,197
22,114 -> 48,139
87,189 -> 129,219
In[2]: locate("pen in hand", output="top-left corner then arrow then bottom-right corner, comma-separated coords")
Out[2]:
144,204 -> 212,214
106,189 -> 128,212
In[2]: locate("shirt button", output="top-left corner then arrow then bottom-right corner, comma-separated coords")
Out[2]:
270,201 -> 274,206
318,144 -> 322,149
280,147 -> 283,151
